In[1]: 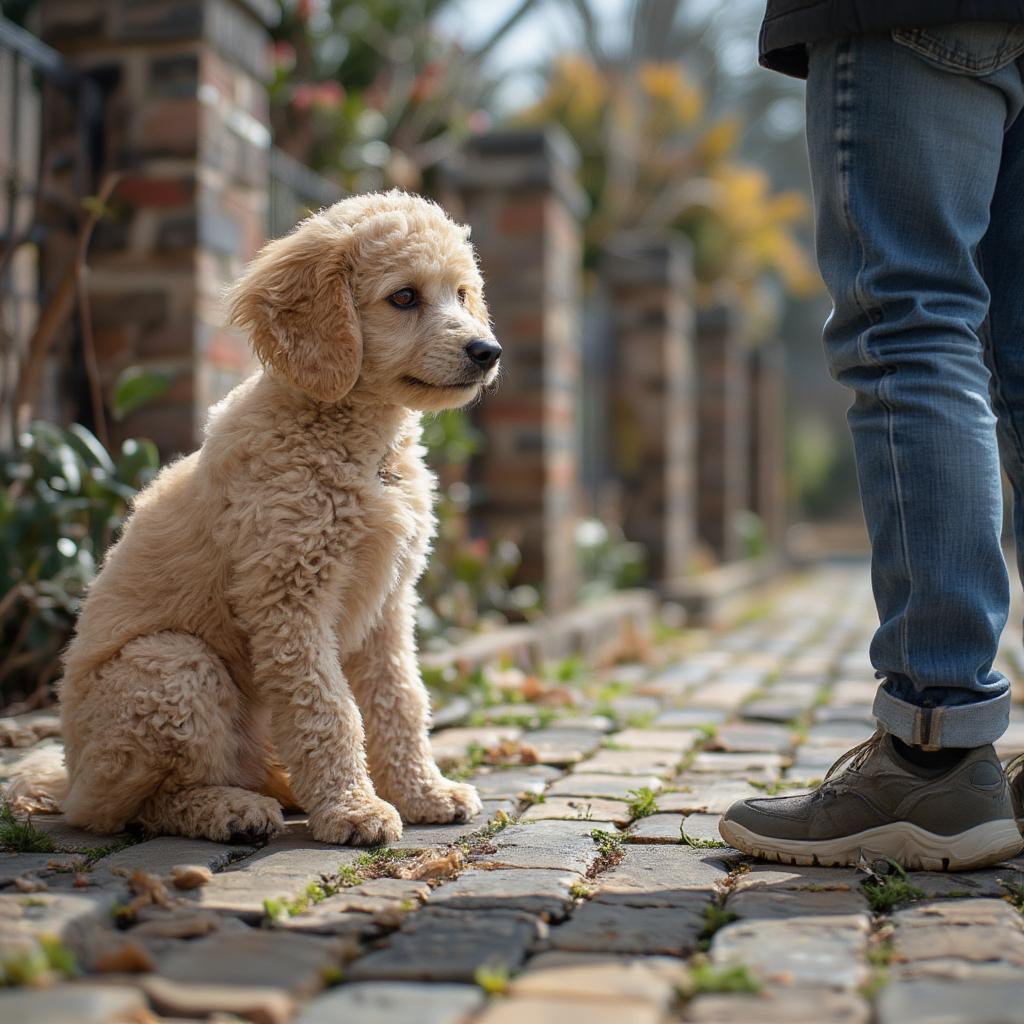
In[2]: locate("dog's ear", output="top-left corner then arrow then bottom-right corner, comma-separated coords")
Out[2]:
228,218 -> 362,402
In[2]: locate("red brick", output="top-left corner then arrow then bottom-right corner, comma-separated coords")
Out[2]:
116,176 -> 195,208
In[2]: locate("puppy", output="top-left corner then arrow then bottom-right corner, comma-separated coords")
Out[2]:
13,191 -> 499,845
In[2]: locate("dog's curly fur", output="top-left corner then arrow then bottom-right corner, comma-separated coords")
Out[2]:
9,191 -> 498,845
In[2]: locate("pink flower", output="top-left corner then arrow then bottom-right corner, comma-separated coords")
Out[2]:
272,41 -> 296,71
411,62 -> 443,102
315,80 -> 344,108
467,110 -> 492,133
292,83 -> 316,110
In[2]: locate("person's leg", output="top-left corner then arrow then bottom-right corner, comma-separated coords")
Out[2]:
980,80 -> 1024,597
811,31 -> 1024,750
721,28 -> 1024,868
979,68 -> 1024,817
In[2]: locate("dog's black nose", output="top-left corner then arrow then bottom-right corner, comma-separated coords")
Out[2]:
465,338 -> 502,371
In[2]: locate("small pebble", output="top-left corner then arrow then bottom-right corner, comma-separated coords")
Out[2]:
170,864 -> 213,890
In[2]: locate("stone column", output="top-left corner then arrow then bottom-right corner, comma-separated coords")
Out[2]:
695,303 -> 751,563
601,233 -> 695,584
40,0 -> 274,455
442,130 -> 585,613
749,342 -> 787,550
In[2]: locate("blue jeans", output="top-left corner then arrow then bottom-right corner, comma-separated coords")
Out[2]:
807,24 -> 1024,748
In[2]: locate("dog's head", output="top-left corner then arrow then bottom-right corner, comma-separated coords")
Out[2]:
227,190 -> 499,411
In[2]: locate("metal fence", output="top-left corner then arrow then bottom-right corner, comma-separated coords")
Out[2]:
0,15 -> 103,445
268,146 -> 345,240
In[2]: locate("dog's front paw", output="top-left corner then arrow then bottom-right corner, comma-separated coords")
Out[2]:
309,795 -> 402,846
392,779 -> 483,825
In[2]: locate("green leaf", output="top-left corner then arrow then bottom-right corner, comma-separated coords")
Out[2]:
112,368 -> 175,421
116,438 -> 159,486
65,424 -> 115,473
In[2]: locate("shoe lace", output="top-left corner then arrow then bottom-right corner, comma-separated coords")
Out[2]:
817,729 -> 885,796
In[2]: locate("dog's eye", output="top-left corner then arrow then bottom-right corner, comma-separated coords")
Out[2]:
388,288 -> 418,309
457,287 -> 468,305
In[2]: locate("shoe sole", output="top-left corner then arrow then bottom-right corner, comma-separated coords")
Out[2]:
719,817 -> 1023,872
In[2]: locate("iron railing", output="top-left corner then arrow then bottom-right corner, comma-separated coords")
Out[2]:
0,15 -> 103,443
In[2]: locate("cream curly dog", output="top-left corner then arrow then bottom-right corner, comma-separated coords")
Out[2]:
11,191 -> 499,845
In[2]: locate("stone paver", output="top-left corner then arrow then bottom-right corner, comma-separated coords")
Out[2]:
468,819 -> 616,874
518,729 -> 604,765
295,982 -> 484,1024
548,897 -> 708,955
546,773 -> 664,800
658,777 -> 765,814
680,812 -> 728,846
346,908 -> 542,982
5,563 -> 1023,1023
614,727 -> 704,752
430,867 -> 580,917
477,996 -> 663,1024
876,980 -> 1024,1024
593,845 -> 731,904
627,813 -> 685,844
726,887 -> 869,919
0,986 -> 149,1024
102,836 -> 256,876
511,951 -> 686,1008
889,898 -> 1024,968
708,915 -> 871,991
582,747 -> 681,777
686,988 -> 870,1023
520,796 -> 632,826
468,766 -> 561,798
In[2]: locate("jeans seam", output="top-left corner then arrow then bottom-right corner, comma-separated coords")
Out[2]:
880,368 -> 914,682
834,40 -> 881,347
836,39 -> 913,684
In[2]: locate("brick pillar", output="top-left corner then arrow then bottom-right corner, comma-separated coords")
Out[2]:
749,342 -> 787,550
40,0 -> 274,455
442,130 -> 584,612
695,304 -> 751,563
602,234 -> 695,583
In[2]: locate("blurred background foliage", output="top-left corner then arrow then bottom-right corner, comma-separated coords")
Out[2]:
268,0 -> 844,514
0,0 -> 857,705
0,422 -> 159,705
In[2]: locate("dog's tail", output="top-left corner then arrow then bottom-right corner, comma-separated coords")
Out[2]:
4,745 -> 68,815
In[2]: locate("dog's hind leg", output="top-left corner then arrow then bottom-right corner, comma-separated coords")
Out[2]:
136,784 -> 283,843
62,631 -> 282,841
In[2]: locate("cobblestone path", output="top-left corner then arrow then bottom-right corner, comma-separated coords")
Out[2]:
4,562 -> 1024,1023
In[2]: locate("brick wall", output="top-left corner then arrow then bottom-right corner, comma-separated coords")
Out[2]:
602,234 -> 696,583
40,0 -> 273,455
749,342 -> 787,550
695,303 -> 751,563
442,130 -> 585,613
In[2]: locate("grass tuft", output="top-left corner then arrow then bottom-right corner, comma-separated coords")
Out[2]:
862,861 -> 924,913
474,962 -> 511,995
1002,879 -> 1024,912
588,828 -> 626,875
626,786 -> 659,820
569,879 -> 594,900
681,958 -> 760,997
0,804 -> 55,854
697,902 -> 738,951
0,936 -> 78,988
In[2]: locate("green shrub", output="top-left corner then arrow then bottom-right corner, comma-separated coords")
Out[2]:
0,422 -> 158,702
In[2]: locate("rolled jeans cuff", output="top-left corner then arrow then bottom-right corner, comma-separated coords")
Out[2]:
873,684 -> 1011,750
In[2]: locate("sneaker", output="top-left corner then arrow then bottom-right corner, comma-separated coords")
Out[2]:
719,730 -> 1023,871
